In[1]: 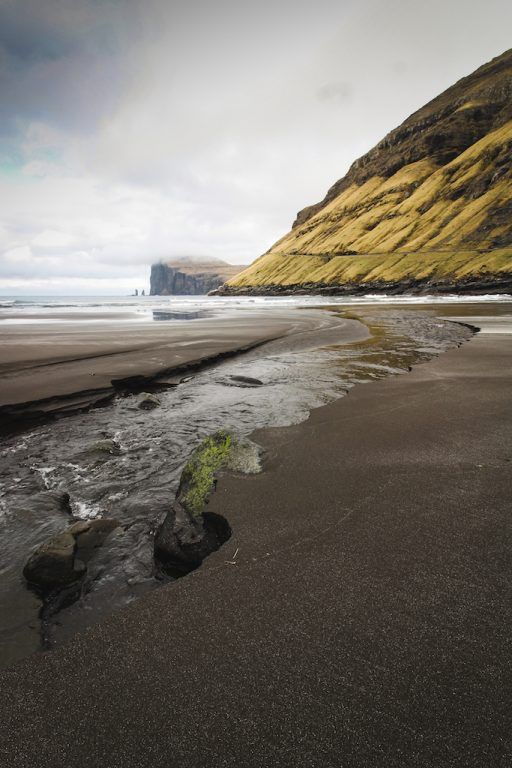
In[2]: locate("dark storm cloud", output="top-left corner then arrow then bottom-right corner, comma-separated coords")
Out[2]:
0,0 -> 138,135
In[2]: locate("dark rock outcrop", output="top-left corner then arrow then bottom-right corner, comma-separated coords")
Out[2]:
154,432 -> 233,576
217,272 -> 512,297
154,502 -> 231,577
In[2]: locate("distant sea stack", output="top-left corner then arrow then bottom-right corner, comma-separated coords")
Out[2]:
218,49 -> 512,296
150,258 -> 244,295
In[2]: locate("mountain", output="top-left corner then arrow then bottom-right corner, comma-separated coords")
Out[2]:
219,49 -> 512,295
150,257 -> 244,295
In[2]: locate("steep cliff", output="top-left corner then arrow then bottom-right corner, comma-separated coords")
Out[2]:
221,49 -> 512,295
150,258 -> 244,295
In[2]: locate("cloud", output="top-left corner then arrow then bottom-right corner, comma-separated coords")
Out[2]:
0,0 -> 511,293
317,82 -> 353,105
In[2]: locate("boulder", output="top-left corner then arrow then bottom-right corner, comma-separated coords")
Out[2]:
23,530 -> 84,594
23,518 -> 120,597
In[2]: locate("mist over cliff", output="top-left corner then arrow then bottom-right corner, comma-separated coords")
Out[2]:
150,258 -> 244,295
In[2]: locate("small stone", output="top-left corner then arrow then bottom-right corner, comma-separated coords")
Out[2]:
88,439 -> 121,456
228,375 -> 264,387
138,393 -> 161,410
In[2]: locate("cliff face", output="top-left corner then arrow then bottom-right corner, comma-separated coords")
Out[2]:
222,49 -> 512,295
150,259 -> 244,295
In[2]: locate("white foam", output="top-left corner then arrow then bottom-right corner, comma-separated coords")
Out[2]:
31,465 -> 57,489
71,500 -> 100,519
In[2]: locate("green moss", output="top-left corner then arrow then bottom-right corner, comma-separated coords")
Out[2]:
177,431 -> 233,516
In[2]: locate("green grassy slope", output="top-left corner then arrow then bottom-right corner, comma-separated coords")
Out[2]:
226,50 -> 512,293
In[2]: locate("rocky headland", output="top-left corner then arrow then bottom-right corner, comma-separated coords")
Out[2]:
217,49 -> 512,296
150,257 -> 244,295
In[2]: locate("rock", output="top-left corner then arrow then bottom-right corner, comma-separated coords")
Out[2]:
154,431 -> 263,576
23,518 -> 120,598
23,531 -> 83,594
154,431 -> 234,575
138,392 -> 161,410
228,375 -> 264,387
176,430 -> 233,516
154,501 -> 231,577
225,437 -> 263,474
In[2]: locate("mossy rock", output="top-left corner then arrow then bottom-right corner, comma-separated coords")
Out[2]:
177,431 -> 233,516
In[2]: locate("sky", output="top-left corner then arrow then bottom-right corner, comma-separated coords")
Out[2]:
0,0 -> 511,295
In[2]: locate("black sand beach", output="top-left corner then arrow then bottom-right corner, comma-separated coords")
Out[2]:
0,314 -> 510,767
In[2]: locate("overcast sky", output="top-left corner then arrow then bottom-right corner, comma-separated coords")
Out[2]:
0,0 -> 510,294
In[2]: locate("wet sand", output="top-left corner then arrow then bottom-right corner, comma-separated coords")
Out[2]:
0,316 -> 510,767
0,308 -> 368,428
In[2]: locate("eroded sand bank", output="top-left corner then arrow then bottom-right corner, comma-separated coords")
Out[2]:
0,308 -> 369,428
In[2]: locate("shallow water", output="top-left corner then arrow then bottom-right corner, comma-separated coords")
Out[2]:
0,306 -> 474,666
1,292 -> 511,324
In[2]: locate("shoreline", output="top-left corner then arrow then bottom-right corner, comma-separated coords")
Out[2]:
213,274 -> 512,296
0,312 -> 510,765
0,308 -> 369,433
